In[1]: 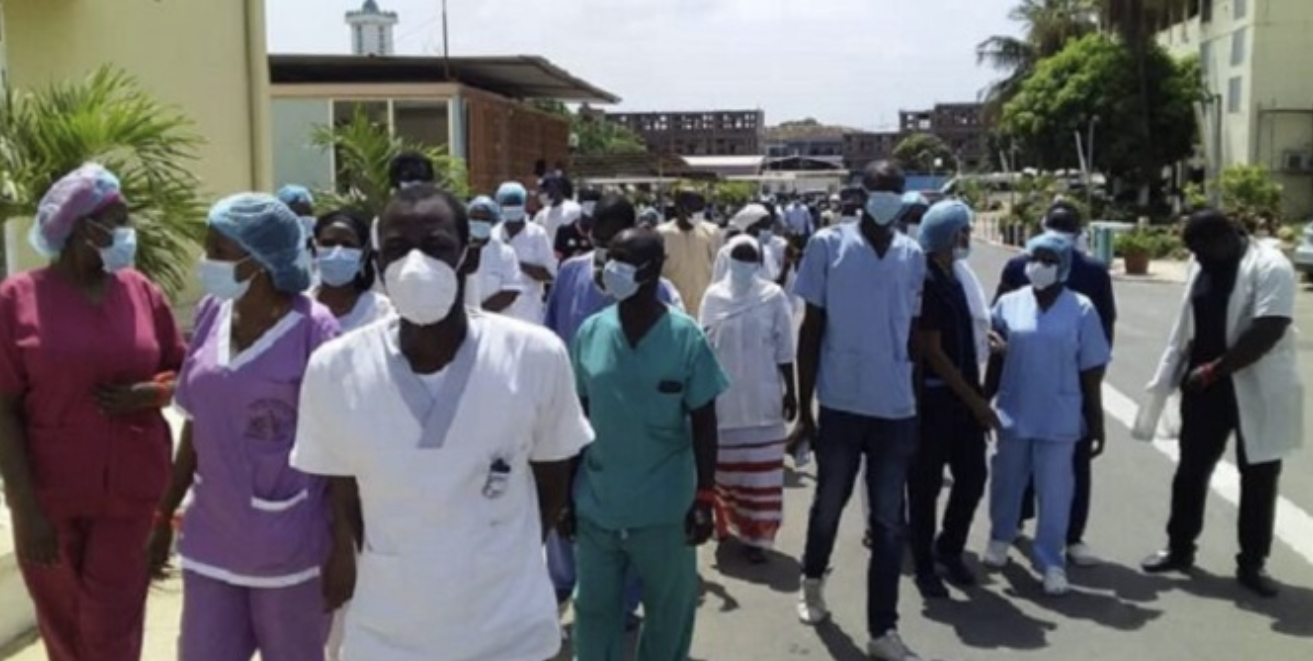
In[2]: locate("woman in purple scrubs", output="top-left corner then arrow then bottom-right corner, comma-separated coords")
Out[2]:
147,193 -> 342,661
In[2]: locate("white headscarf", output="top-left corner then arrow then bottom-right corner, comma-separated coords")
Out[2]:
699,235 -> 777,325
953,260 -> 991,360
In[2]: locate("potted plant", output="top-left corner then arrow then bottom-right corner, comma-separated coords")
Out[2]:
1115,230 -> 1155,275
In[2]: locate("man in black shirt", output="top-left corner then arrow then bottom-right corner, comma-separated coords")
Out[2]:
908,201 -> 1000,599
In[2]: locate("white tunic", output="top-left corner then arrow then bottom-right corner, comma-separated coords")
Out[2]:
496,222 -> 556,324
464,237 -> 526,310
291,313 -> 594,661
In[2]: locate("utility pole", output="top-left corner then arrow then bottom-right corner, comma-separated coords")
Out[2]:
1086,115 -> 1099,210
441,0 -> 452,80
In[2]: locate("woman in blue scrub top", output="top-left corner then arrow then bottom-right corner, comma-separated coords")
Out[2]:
981,232 -> 1110,597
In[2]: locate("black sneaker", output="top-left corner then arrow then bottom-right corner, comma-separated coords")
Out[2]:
937,555 -> 978,587
1236,567 -> 1279,598
1141,550 -> 1194,574
915,572 -> 950,599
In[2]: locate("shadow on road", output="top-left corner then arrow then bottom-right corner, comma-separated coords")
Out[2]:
783,465 -> 812,489
710,540 -> 802,594
921,583 -> 1056,651
1173,568 -> 1313,638
999,562 -> 1164,632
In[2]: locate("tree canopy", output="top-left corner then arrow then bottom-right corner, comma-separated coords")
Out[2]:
999,33 -> 1200,186
893,133 -> 956,173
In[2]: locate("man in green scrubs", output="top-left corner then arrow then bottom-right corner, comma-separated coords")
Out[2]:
566,227 -> 729,661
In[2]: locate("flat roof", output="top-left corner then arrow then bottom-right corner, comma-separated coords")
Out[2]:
683,156 -> 766,168
269,54 -> 620,104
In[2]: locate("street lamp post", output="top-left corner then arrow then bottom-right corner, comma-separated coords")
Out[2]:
1086,115 -> 1099,210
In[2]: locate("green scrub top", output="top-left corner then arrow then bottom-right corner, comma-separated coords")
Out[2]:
571,306 -> 730,530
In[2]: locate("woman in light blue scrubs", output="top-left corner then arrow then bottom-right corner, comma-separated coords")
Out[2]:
981,232 -> 1110,596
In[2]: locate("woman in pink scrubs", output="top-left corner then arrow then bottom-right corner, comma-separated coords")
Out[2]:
0,164 -> 185,661
147,193 -> 343,661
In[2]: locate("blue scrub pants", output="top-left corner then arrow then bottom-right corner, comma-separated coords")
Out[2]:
989,434 -> 1075,571
801,408 -> 917,637
573,518 -> 698,661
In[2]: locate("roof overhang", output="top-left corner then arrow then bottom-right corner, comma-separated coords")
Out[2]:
269,54 -> 620,104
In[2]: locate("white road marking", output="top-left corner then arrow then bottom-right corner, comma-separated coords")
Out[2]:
1102,382 -> 1313,567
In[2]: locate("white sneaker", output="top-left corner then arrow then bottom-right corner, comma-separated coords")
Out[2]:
982,540 -> 1011,569
796,577 -> 830,624
1043,567 -> 1070,596
1067,542 -> 1101,567
868,630 -> 922,661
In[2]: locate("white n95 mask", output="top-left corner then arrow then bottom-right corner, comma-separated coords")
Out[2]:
385,249 -> 464,325
1025,262 -> 1060,291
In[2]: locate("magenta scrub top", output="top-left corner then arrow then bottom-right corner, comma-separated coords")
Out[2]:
174,294 -> 338,583
0,268 -> 185,518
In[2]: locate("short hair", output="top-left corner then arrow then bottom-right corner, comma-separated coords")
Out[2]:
314,209 -> 377,292
389,152 -> 436,189
594,193 -> 636,228
578,187 -> 604,203
862,160 -> 906,194
1043,202 -> 1083,231
383,184 -> 469,248
1182,208 -> 1238,247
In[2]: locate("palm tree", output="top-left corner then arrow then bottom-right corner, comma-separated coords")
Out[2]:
977,0 -> 1101,120
310,107 -> 469,218
0,67 -> 207,297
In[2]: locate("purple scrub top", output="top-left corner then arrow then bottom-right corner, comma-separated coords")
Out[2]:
174,294 -> 339,580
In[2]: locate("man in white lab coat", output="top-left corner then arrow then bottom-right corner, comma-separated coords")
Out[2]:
292,184 -> 593,661
1136,209 -> 1303,598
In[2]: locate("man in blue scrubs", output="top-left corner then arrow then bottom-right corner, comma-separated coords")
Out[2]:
995,201 -> 1116,566
792,161 -> 925,661
565,227 -> 729,661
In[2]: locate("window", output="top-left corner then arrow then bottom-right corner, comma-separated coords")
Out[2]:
1202,0 -> 1213,22
1234,0 -> 1247,20
1200,40 -> 1211,75
1231,27 -> 1246,67
1227,76 -> 1243,113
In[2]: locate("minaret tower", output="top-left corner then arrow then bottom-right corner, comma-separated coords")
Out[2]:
346,0 -> 399,56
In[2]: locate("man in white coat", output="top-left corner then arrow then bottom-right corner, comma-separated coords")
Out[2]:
292,184 -> 593,661
1135,209 -> 1302,598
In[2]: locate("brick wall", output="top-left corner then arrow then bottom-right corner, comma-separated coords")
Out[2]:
463,87 -> 570,196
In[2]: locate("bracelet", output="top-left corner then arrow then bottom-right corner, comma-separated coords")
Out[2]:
695,489 -> 717,506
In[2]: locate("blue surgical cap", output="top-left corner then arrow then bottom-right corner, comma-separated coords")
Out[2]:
468,195 -> 502,222
495,182 -> 528,206
276,184 -> 314,208
918,200 -> 973,253
208,193 -> 311,294
1026,231 -> 1075,282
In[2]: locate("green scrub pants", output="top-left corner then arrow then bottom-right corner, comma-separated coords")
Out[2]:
573,517 -> 698,661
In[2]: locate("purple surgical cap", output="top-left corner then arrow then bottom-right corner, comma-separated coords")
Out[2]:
29,163 -> 123,258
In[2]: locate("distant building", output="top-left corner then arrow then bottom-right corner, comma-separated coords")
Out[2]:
899,103 -> 990,171
605,110 -> 765,156
763,124 -> 848,159
1158,0 -> 1313,217
843,131 -> 901,170
346,0 -> 398,56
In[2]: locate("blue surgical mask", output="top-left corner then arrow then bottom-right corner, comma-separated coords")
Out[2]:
95,226 -> 138,273
729,259 -> 759,286
315,247 -> 363,287
864,191 -> 903,227
198,258 -> 253,301
501,205 -> 526,222
470,220 -> 494,241
601,260 -> 641,301
953,245 -> 972,261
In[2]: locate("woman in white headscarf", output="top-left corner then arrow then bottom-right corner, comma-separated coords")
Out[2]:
698,235 -> 798,563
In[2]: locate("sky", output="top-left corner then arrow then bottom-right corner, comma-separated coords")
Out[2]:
267,0 -> 1023,131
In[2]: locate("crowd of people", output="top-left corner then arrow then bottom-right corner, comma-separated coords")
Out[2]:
0,155 -> 1301,661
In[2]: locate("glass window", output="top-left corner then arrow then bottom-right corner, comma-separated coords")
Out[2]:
1234,0 -> 1247,20
1200,40 -> 1211,75
392,100 -> 450,149
1231,27 -> 1246,67
1227,76 -> 1243,114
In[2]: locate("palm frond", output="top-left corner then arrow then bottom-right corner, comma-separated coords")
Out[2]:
0,66 -> 206,297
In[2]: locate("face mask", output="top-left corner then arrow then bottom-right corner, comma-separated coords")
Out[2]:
1074,233 -> 1090,254
580,201 -> 597,218
385,249 -> 464,325
601,260 -> 641,301
539,194 -> 552,207
1025,261 -> 1060,291
839,214 -> 859,224
198,258 -> 253,301
691,211 -> 707,223
95,226 -> 138,273
470,220 -> 493,241
728,259 -> 758,286
315,247 -> 363,287
399,180 -> 424,190
594,247 -> 609,263
756,229 -> 774,245
864,191 -> 902,226
300,216 -> 317,238
502,205 -> 526,222
953,245 -> 972,261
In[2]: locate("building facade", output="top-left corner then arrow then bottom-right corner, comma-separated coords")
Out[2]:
346,0 -> 398,56
605,110 -> 764,156
843,131 -> 901,170
899,103 -> 990,171
1158,0 -> 1313,216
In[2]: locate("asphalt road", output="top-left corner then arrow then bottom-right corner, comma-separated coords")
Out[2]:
666,241 -> 1313,661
